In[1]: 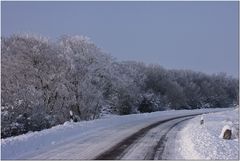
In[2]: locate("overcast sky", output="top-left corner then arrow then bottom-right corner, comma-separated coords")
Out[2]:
1,1 -> 238,77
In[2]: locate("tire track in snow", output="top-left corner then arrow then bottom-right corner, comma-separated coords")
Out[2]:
94,114 -> 198,160
151,117 -> 192,160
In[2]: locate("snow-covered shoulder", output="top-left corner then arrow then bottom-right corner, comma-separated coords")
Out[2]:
177,108 -> 239,160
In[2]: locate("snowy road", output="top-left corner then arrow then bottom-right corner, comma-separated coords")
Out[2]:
22,115 -> 195,160
95,116 -> 193,160
1,108 -> 230,160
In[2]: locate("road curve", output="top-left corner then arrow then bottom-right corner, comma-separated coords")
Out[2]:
94,115 -> 195,160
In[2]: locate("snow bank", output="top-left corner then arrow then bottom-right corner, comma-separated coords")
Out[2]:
177,108 -> 239,160
1,108 -> 231,159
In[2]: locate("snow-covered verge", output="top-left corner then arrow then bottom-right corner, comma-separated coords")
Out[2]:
176,108 -> 239,160
1,108 -> 231,159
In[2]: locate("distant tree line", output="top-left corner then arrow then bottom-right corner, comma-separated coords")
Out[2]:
1,34 -> 238,138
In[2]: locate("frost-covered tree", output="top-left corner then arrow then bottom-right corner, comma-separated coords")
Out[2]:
1,34 -> 72,137
58,35 -> 113,120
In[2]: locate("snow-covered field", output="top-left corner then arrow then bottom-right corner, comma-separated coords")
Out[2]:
1,108 -> 233,159
167,108 -> 239,160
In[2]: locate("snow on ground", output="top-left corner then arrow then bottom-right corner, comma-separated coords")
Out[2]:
172,108 -> 239,160
1,108 -> 231,159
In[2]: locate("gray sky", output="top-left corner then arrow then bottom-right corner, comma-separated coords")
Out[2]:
1,1 -> 238,77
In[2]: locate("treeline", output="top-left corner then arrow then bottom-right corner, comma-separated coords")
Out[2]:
1,34 -> 238,138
